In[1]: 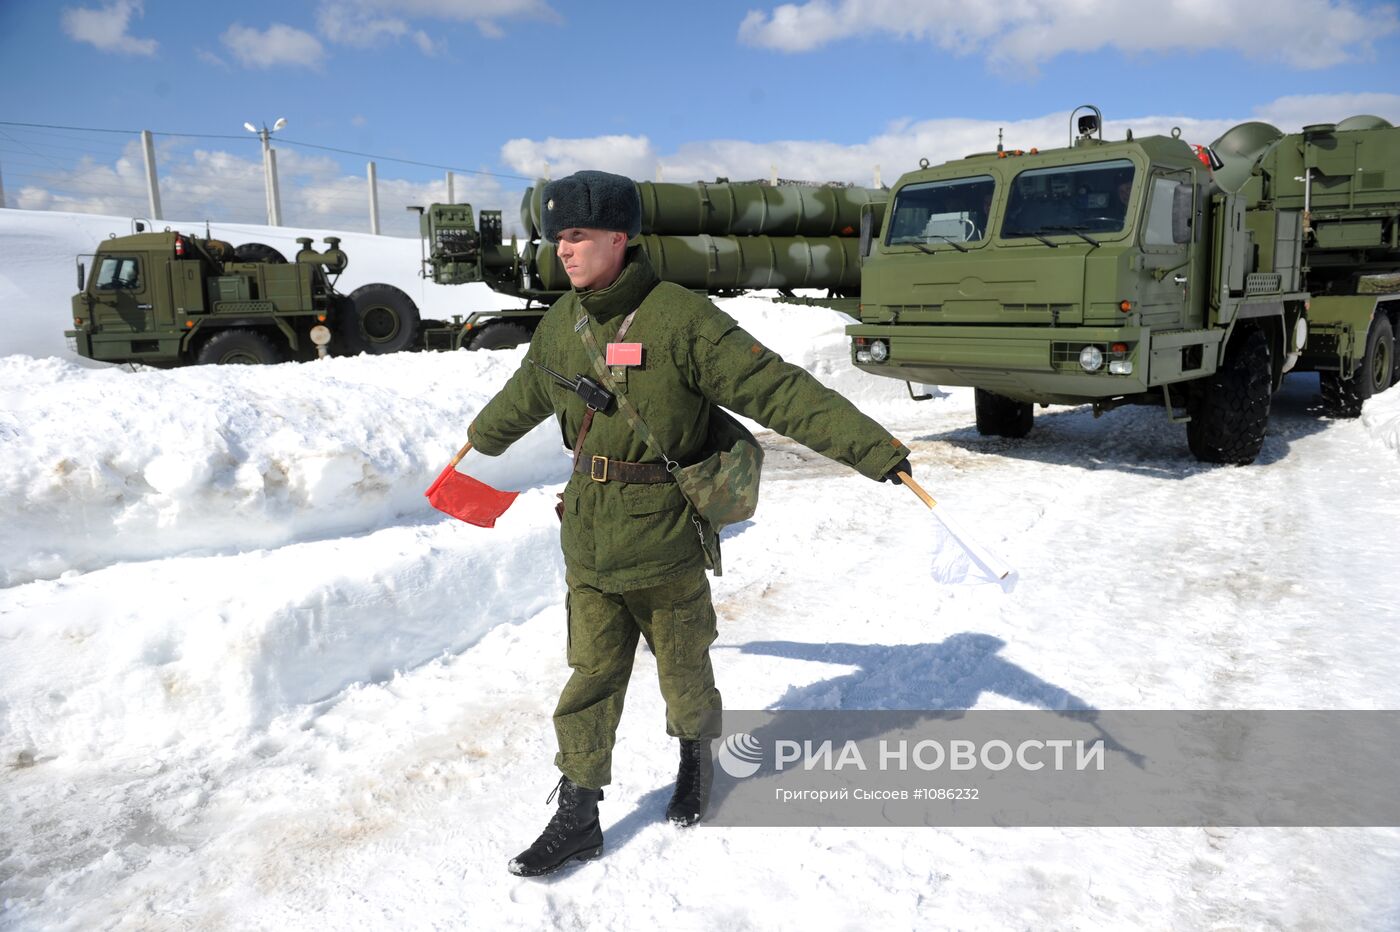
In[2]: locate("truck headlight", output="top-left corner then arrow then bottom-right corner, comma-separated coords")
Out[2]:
869,339 -> 889,363
1078,346 -> 1103,372
856,350 -> 872,364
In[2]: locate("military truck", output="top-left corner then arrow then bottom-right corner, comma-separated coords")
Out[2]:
66,224 -> 432,366
411,179 -> 886,349
847,106 -> 1399,464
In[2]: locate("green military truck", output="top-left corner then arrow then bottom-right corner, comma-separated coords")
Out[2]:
848,106 -> 1399,464
66,225 -> 433,366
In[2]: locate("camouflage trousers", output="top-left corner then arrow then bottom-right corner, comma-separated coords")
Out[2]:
553,567 -> 723,789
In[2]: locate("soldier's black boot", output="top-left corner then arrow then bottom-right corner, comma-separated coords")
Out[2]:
665,738 -> 714,826
507,776 -> 604,877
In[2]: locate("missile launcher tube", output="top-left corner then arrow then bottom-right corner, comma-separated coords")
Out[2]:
525,181 -> 887,239
533,235 -> 863,295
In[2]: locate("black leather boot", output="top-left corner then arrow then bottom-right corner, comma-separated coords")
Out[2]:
507,776 -> 604,877
665,738 -> 714,826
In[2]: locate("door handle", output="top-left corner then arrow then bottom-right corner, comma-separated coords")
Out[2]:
1172,275 -> 1187,285
137,303 -> 153,310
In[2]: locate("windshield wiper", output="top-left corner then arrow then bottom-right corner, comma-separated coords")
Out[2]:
1004,229 -> 1059,248
924,235 -> 969,253
1042,225 -> 1101,248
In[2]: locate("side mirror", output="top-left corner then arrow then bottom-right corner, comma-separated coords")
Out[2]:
77,261 -> 86,291
1171,183 -> 1193,244
859,204 -> 875,260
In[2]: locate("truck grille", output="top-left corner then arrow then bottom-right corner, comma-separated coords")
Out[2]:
1003,303 -> 1074,317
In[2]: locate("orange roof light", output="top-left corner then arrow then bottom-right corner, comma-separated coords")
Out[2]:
1119,301 -> 1133,313
185,319 -> 194,328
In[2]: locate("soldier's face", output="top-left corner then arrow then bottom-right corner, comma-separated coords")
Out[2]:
556,227 -> 628,291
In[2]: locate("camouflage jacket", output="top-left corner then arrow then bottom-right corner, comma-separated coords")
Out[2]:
468,248 -> 909,591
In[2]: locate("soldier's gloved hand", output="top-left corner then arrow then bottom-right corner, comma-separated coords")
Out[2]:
881,457 -> 912,484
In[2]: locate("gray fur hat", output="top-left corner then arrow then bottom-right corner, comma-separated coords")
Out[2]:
540,170 -> 642,243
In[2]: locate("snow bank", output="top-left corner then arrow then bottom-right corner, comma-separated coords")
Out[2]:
0,349 -> 571,585
0,498 -> 565,763
1362,381 -> 1400,455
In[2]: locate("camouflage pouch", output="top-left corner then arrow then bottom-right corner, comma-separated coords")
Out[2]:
578,313 -> 763,575
672,407 -> 763,530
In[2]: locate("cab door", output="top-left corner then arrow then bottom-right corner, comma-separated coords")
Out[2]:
1135,169 -> 1195,329
91,253 -> 152,332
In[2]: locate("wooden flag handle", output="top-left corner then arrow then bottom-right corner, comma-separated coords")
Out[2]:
449,440 -> 473,468
897,471 -> 936,509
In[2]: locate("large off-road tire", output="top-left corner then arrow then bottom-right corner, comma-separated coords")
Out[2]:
466,321 -> 533,351
232,242 -> 287,264
973,388 -> 1034,438
344,283 -> 421,355
195,328 -> 284,365
1186,325 -> 1271,465
1321,315 -> 1394,418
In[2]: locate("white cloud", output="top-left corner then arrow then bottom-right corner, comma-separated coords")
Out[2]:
221,22 -> 327,70
499,135 -> 658,181
501,94 -> 1400,187
739,0 -> 1397,70
60,0 -> 157,56
316,0 -> 559,51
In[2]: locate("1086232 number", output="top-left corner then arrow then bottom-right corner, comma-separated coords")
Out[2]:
913,788 -> 979,801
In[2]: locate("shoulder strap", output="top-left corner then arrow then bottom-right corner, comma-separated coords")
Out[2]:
577,310 -> 678,470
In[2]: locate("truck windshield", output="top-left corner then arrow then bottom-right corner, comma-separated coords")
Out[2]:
1004,159 -> 1135,240
94,256 -> 142,290
886,175 -> 996,247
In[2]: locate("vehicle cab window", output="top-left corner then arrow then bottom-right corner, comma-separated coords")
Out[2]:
886,175 -> 997,247
95,256 -> 142,290
1004,159 -> 1136,239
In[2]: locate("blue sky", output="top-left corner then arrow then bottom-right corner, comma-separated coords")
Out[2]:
2,0 -> 1398,235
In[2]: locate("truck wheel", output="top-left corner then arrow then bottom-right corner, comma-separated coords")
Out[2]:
1321,315 -> 1394,418
467,321 -> 533,351
1186,325 -> 1271,465
232,243 -> 287,264
973,388 -> 1033,438
346,283 -> 421,355
195,328 -> 284,365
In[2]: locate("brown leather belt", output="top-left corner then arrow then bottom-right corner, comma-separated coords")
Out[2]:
573,454 -> 674,484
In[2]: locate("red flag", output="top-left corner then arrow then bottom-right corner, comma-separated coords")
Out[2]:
425,442 -> 519,528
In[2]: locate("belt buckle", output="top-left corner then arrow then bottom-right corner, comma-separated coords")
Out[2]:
590,455 -> 609,482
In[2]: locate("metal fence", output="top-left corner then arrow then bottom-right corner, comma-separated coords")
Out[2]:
0,121 -> 532,239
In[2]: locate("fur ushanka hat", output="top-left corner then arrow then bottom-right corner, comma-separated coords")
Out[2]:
540,170 -> 642,243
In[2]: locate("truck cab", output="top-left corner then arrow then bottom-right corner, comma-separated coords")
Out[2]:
851,108 -> 1312,464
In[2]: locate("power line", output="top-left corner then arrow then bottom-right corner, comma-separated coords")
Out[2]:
0,120 -> 532,182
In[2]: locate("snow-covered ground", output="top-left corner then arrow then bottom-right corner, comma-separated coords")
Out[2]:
2,208 -> 1399,930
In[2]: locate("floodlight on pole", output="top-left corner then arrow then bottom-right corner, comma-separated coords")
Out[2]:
245,117 -> 288,226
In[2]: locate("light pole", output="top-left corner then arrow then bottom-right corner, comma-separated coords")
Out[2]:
243,117 -> 287,226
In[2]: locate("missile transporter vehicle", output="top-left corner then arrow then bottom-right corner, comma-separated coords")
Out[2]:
414,179 -> 886,349
848,106 -> 1400,464
66,226 -> 427,366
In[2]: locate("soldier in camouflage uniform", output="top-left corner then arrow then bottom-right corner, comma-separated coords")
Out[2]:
468,171 -> 912,877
